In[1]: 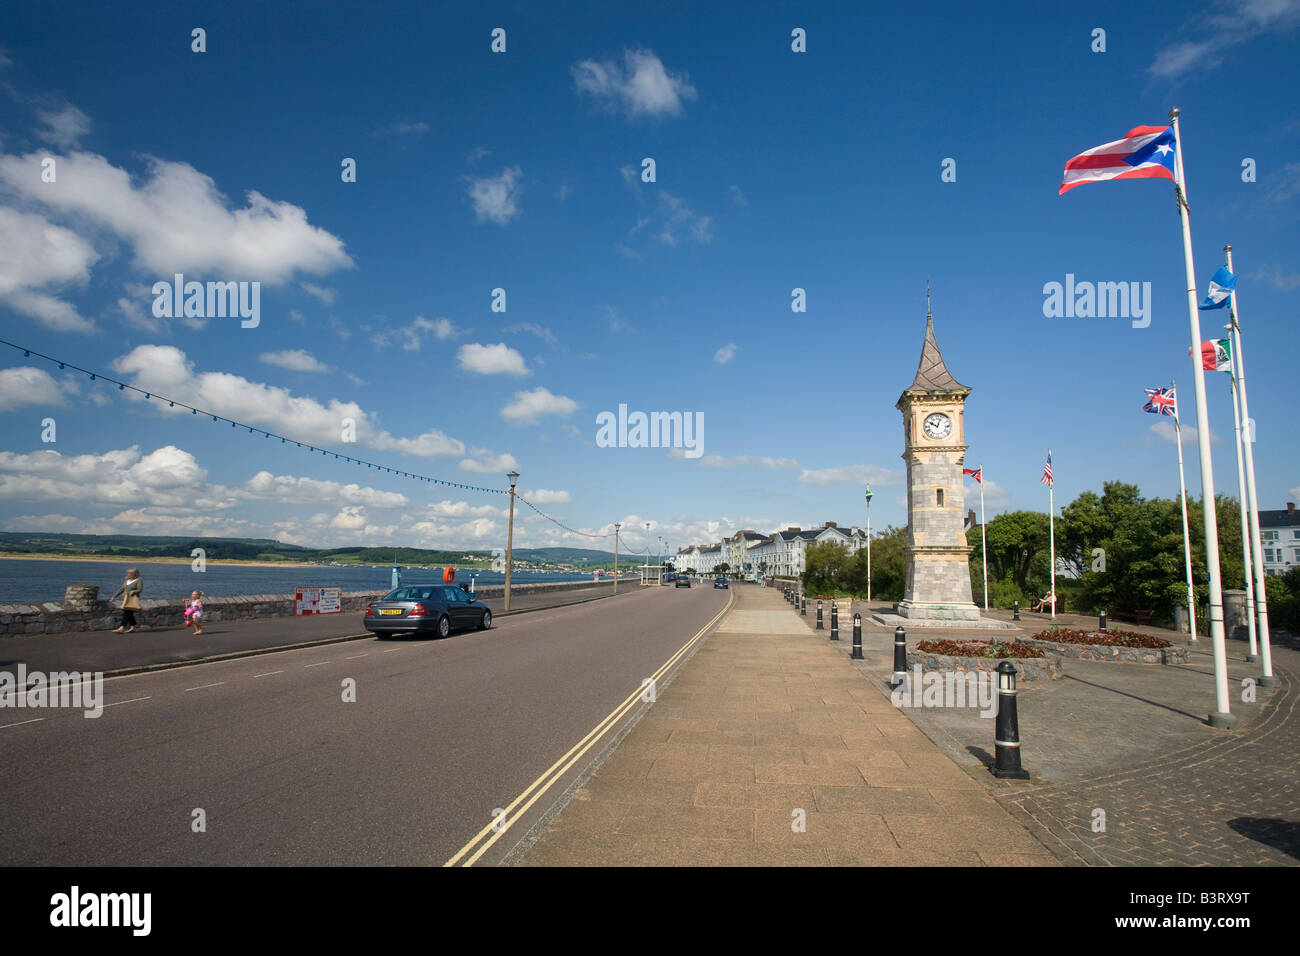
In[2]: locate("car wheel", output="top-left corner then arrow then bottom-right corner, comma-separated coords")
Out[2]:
480,609 -> 491,630
438,615 -> 451,638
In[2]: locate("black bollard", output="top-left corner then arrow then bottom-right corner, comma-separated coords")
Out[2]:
1099,610 -> 1107,631
830,603 -> 839,641
891,626 -> 907,688
851,613 -> 863,660
800,594 -> 806,616
992,661 -> 1030,779
816,601 -> 824,630
1012,600 -> 1020,622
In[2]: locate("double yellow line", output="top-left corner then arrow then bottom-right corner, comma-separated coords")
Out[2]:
444,591 -> 735,866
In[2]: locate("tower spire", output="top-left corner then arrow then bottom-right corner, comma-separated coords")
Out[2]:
903,301 -> 968,394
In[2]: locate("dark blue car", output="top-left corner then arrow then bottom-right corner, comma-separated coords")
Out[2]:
364,584 -> 491,638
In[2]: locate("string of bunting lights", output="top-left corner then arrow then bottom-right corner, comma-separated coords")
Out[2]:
0,339 -> 659,547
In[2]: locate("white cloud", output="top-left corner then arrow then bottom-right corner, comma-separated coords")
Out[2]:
424,499 -> 505,519
0,150 -> 353,283
501,386 -> 578,424
1149,420 -> 1218,446
466,146 -> 492,164
373,121 -> 430,136
0,366 -> 67,411
504,322 -> 557,344
0,207 -> 98,332
238,471 -> 407,508
729,185 -> 747,207
628,191 -> 714,249
370,315 -> 468,351
670,450 -> 798,470
300,282 -> 336,305
520,488 -> 572,504
1149,0 -> 1300,78
458,342 -> 530,376
797,465 -> 903,486
0,445 -> 215,508
1249,264 -> 1300,290
34,104 -> 91,149
572,49 -> 698,118
459,451 -> 519,474
468,165 -> 523,224
111,345 -> 465,457
714,342 -> 738,365
259,349 -> 330,373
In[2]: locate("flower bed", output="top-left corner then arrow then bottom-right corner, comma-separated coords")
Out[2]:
916,639 -> 1047,659
909,640 -> 1062,681
1029,627 -> 1171,649
1025,628 -> 1186,664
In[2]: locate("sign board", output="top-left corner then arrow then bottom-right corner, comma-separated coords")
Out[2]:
295,586 -> 342,615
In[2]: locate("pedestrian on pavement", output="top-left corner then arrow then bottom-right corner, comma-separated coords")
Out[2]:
184,590 -> 205,635
110,568 -> 143,633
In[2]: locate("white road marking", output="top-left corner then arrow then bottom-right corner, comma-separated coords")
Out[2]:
185,682 -> 226,692
254,671 -> 284,678
304,661 -> 331,668
383,648 -> 401,653
1,718 -> 45,729
344,654 -> 368,660
103,696 -> 151,708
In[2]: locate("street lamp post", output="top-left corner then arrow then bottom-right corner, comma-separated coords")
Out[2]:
865,486 -> 874,605
504,470 -> 519,612
614,522 -> 621,595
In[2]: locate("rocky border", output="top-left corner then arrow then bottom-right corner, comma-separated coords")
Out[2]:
1020,637 -> 1188,665
906,649 -> 1064,681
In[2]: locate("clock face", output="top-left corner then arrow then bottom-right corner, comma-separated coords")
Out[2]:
922,413 -> 952,440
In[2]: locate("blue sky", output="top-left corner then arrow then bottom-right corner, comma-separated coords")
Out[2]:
0,0 -> 1297,554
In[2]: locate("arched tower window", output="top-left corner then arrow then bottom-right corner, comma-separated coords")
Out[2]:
936,489 -> 944,507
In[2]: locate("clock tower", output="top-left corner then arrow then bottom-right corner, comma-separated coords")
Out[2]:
894,309 -> 981,621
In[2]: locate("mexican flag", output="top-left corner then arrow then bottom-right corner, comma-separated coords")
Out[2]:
1192,338 -> 1232,372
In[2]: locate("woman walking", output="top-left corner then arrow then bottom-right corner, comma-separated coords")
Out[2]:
110,568 -> 143,633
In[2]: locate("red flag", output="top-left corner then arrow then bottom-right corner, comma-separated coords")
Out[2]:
962,467 -> 982,483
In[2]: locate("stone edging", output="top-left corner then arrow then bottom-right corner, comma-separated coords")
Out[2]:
906,649 -> 1064,681
1020,636 -> 1188,665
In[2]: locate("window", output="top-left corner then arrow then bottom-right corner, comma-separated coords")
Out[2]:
936,489 -> 944,507
1262,531 -> 1278,541
1294,548 -> 1300,562
1263,549 -> 1275,562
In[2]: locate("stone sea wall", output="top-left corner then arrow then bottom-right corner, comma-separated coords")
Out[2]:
0,578 -> 625,636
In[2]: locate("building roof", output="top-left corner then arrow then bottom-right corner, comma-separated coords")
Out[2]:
902,313 -> 969,395
1260,507 -> 1299,529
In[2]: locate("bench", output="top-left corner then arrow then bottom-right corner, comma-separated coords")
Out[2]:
1134,608 -> 1153,626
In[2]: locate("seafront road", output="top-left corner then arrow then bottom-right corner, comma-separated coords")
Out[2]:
0,584 -> 730,866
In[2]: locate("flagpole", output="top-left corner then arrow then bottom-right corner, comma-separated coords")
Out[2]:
1227,360 -> 1257,659
1225,245 -> 1274,686
1048,449 -> 1055,621
980,465 -> 988,611
1172,383 -> 1198,644
1169,107 -> 1233,726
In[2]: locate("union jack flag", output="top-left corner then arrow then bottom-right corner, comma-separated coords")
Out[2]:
1143,385 -> 1178,418
1041,452 -> 1053,489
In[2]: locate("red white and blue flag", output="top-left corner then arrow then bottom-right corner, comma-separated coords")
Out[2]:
1059,126 -> 1177,195
1143,386 -> 1178,418
962,467 -> 982,483
1041,453 -> 1053,489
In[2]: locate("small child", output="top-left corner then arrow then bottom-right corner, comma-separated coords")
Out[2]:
184,590 -> 205,635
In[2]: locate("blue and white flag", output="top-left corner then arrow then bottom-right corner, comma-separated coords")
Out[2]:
1198,266 -> 1236,310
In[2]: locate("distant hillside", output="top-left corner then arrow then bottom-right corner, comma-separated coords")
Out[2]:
0,532 -> 624,566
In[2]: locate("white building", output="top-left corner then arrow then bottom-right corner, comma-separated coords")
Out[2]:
1260,502 -> 1300,577
679,522 -> 868,580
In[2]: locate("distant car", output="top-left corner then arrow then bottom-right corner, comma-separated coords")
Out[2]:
714,577 -> 729,589
364,584 -> 491,638
664,573 -> 677,583
675,575 -> 691,588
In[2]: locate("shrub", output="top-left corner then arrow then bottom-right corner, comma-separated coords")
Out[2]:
915,639 -> 1047,659
1029,626 -> 1172,649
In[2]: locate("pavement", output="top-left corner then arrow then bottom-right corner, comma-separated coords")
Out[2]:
0,585 -> 730,866
518,585 -> 1060,866
0,580 -> 633,677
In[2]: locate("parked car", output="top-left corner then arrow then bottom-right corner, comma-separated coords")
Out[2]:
364,584 -> 491,638
675,575 -> 691,588
713,577 -> 729,589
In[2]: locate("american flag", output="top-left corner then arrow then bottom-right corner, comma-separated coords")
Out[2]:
962,467 -> 982,483
1143,386 -> 1178,418
1041,453 -> 1053,489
